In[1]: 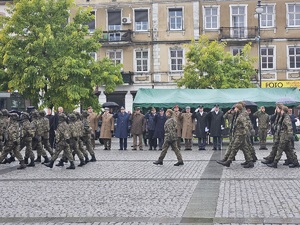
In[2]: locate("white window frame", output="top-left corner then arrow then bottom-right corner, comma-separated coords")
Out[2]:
203,5 -> 220,30
106,9 -> 122,41
230,47 -> 243,56
169,48 -> 184,72
230,4 -> 248,38
87,10 -> 96,33
286,3 -> 300,28
133,8 -> 149,32
89,52 -> 97,61
261,45 -> 276,70
168,7 -> 184,31
106,50 -> 123,66
260,4 -> 276,28
134,48 -> 150,73
287,45 -> 300,69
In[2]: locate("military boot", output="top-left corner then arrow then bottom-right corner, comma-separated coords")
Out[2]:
44,160 -> 54,168
283,159 -> 291,166
34,156 -> 42,163
42,156 -> 50,164
243,161 -> 254,168
153,160 -> 163,165
289,161 -> 300,168
90,154 -> 97,162
174,161 -> 184,166
77,158 -> 85,167
252,155 -> 258,162
27,158 -> 35,167
7,156 -> 15,163
55,159 -> 64,167
240,161 -> 248,166
17,160 -> 26,170
267,162 -> 277,168
66,161 -> 75,169
24,157 -> 29,164
217,160 -> 232,167
84,156 -> 90,164
217,158 -> 227,164
261,159 -> 273,164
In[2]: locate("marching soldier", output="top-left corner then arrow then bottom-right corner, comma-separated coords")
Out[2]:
173,105 -> 182,150
81,110 -> 96,161
75,111 -> 90,164
253,106 -> 269,150
0,111 -> 5,152
39,110 -> 54,156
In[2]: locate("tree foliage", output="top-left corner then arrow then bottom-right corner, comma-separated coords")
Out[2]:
177,35 -> 256,89
0,0 -> 123,111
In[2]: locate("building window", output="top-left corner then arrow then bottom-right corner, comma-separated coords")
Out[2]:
261,47 -> 275,70
89,52 -> 97,61
135,49 -> 149,72
108,10 -> 121,41
168,8 -> 183,30
107,50 -> 122,65
261,5 -> 275,28
134,9 -> 148,31
288,46 -> 300,69
204,6 -> 219,29
230,5 -> 247,38
170,48 -> 183,71
287,4 -> 300,27
86,11 -> 95,33
231,47 -> 243,56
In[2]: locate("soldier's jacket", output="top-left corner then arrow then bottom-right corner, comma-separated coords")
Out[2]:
232,112 -> 248,136
82,118 -> 92,136
31,118 -> 43,137
69,121 -> 80,138
21,120 -> 35,139
279,113 -> 293,142
6,120 -> 20,144
56,121 -> 70,143
75,120 -> 84,138
223,111 -> 234,128
173,111 -> 182,137
41,117 -> 50,139
164,117 -> 177,143
253,110 -> 269,129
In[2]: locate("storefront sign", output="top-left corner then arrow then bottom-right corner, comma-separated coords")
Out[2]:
262,81 -> 300,88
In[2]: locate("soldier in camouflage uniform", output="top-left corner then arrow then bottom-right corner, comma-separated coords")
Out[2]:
31,110 -> 49,163
81,111 -> 96,162
0,111 -> 5,152
153,109 -> 184,166
253,106 -> 269,150
0,113 -> 26,169
20,112 -> 36,167
217,104 -> 254,168
44,113 -> 75,169
266,106 -> 299,168
0,109 -> 15,163
75,111 -> 90,164
39,110 -> 54,156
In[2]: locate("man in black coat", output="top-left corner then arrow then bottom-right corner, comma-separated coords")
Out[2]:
192,105 -> 208,150
46,108 -> 56,148
208,104 -> 225,150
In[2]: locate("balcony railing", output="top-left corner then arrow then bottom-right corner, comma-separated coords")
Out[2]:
100,29 -> 132,43
219,27 -> 258,40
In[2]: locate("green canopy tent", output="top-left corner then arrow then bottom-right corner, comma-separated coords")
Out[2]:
133,87 -> 300,110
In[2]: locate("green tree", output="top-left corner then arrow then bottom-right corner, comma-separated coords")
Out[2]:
0,0 -> 123,111
177,35 -> 256,89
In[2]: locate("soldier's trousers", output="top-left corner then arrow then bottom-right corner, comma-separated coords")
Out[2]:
78,139 -> 89,158
246,135 -> 257,159
42,138 -> 54,155
0,135 -> 3,152
52,142 -> 74,162
228,135 -> 253,162
158,140 -> 183,162
23,139 -> 34,159
258,128 -> 268,148
0,142 -> 23,162
176,137 -> 181,150
274,139 -> 298,164
64,138 -> 84,160
35,138 -> 47,157
82,136 -> 95,156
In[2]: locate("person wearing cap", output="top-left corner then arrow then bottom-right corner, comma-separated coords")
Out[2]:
192,105 -> 208,150
153,109 -> 184,166
145,108 -> 158,150
173,105 -> 182,150
153,108 -> 167,150
88,106 -> 101,149
253,106 -> 270,150
130,107 -> 146,150
99,107 -> 115,150
179,106 -> 194,150
207,104 -> 225,150
113,106 -> 130,150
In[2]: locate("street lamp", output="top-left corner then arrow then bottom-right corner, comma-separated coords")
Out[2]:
256,0 -> 263,88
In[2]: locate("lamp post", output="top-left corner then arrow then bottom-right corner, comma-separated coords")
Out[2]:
256,0 -> 263,88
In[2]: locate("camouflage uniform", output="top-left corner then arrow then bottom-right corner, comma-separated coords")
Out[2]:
81,111 -> 96,161
44,113 -> 75,169
0,111 -> 5,152
39,110 -> 54,156
1,109 -> 14,163
75,112 -> 90,163
253,110 -> 269,149
0,113 -> 26,169
153,110 -> 183,166
20,112 -> 36,166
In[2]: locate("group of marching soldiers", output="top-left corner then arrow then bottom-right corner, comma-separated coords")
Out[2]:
217,102 -> 299,168
0,109 -> 97,170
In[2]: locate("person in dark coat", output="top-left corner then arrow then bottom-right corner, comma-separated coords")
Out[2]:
145,108 -> 157,150
114,106 -> 130,150
207,104 -> 225,150
153,108 -> 167,150
192,105 -> 208,150
46,108 -> 56,148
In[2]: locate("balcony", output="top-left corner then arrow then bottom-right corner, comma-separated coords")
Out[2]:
219,27 -> 258,41
100,30 -> 132,46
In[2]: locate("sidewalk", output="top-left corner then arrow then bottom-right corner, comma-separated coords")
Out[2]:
0,138 -> 299,225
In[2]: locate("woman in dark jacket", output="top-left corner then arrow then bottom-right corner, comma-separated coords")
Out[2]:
153,108 -> 167,150
114,107 -> 130,150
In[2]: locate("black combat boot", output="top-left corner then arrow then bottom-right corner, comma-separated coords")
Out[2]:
289,161 -> 300,168
55,159 -> 64,167
44,160 -> 54,168
243,161 -> 254,168
34,156 -> 42,163
267,162 -> 277,168
174,161 -> 184,166
283,159 -> 291,166
27,158 -> 35,167
90,154 -> 96,162
7,156 -> 15,163
252,155 -> 258,162
261,159 -> 273,164
84,156 -> 90,164
217,158 -> 227,164
24,157 -> 29,164
241,161 -> 248,166
17,160 -> 26,170
77,158 -> 85,167
66,161 -> 75,169
153,160 -> 163,165
42,156 -> 50,164
217,160 -> 232,167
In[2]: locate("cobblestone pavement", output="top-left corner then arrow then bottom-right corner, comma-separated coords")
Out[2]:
0,138 -> 300,225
